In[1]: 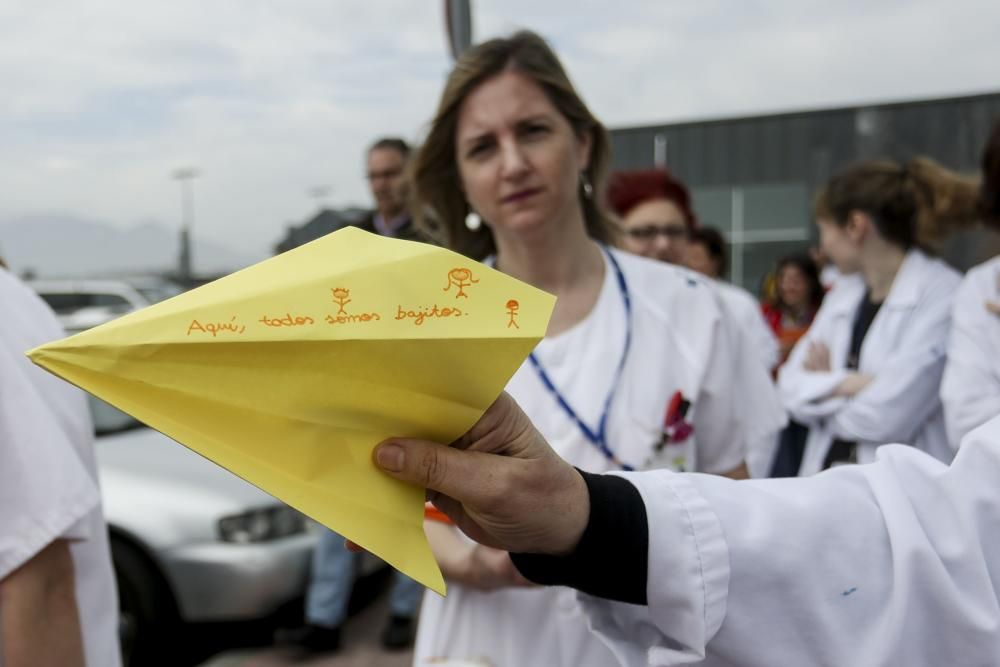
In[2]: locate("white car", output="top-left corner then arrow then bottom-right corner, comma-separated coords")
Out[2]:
92,396 -> 317,665
29,278 -> 152,317
43,283 -> 385,663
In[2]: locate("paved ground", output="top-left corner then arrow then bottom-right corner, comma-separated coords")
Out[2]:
199,588 -> 414,667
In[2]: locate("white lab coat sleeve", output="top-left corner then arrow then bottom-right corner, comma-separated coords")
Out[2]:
941,268 -> 1000,449
755,316 -> 781,373
722,284 -> 780,372
776,303 -> 848,425
0,344 -> 99,579
579,469 -> 729,666
828,285 -> 953,445
731,315 -> 787,472
693,297 -> 782,474
745,304 -> 780,372
579,417 -> 1000,667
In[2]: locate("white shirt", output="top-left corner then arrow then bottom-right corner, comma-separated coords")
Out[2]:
580,415 -> 1000,666
778,250 -> 960,475
941,255 -> 1000,449
414,249 -> 783,666
0,269 -> 121,667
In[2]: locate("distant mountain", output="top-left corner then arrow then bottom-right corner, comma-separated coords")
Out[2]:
0,214 -> 257,278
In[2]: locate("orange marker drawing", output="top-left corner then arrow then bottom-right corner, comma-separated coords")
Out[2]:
506,299 -> 520,329
331,287 -> 351,315
444,268 -> 479,298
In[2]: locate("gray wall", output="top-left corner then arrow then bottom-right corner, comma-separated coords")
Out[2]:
609,92 -> 1000,290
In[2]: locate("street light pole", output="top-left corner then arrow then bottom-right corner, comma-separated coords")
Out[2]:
444,0 -> 472,61
172,167 -> 199,284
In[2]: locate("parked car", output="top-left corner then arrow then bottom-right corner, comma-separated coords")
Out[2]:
29,278 -> 152,315
91,394 -> 317,664
40,284 -> 386,663
120,275 -> 185,304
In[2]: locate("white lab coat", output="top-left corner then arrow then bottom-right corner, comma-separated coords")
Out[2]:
710,280 -> 785,478
414,250 -> 783,667
579,415 -> 1000,666
941,255 -> 1000,449
777,250 -> 960,474
0,269 -> 122,667
713,280 -> 779,372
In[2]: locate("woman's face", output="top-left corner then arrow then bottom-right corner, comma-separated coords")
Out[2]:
817,216 -> 861,274
455,69 -> 591,239
620,198 -> 689,265
777,264 -> 811,311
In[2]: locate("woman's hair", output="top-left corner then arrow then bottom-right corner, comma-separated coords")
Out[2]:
606,168 -> 698,229
980,118 -> 1000,230
688,225 -> 726,275
773,253 -> 824,311
814,158 -> 980,252
409,30 -> 615,259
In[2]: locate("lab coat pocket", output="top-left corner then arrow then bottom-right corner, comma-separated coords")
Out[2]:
624,375 -> 694,472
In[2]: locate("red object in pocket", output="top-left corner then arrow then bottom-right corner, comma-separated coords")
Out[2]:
659,391 -> 693,448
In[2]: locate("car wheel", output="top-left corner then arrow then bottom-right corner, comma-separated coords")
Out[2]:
111,536 -> 180,666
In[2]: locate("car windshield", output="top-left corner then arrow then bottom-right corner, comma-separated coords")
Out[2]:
41,291 -> 134,315
90,394 -> 143,436
133,283 -> 183,303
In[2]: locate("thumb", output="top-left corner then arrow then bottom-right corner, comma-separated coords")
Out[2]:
374,437 -> 499,503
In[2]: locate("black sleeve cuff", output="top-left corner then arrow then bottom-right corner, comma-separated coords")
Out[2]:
509,470 -> 649,605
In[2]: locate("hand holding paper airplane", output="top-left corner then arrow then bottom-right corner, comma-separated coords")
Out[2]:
28,227 -> 555,594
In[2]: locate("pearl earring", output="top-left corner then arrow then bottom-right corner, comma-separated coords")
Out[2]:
465,211 -> 482,231
581,172 -> 594,199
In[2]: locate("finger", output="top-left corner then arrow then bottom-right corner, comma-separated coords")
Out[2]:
431,494 -> 505,551
986,300 -> 1000,316
345,540 -> 364,553
374,437 -> 508,506
431,494 -> 465,523
451,392 -> 517,451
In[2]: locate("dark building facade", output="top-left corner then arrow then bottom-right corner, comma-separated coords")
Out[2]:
273,207 -> 369,255
610,91 -> 1000,291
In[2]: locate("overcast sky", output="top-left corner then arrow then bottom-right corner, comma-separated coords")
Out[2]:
3,0 -> 998,260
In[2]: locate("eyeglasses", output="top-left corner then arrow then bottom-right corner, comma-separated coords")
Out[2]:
366,168 -> 404,182
625,225 -> 689,241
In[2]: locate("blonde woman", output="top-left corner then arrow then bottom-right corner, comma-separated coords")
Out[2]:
408,31 -> 778,666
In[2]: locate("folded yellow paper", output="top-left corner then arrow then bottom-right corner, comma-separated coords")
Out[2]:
27,226 -> 555,594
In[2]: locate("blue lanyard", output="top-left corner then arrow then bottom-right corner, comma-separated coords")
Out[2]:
528,247 -> 634,471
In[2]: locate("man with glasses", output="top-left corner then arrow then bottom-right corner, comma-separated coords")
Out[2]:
357,137 -> 425,242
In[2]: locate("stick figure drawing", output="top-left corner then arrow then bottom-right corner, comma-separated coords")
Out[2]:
444,268 -> 479,298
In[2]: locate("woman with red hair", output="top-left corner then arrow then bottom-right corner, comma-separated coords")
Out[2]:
607,169 -> 786,478
606,168 -> 696,265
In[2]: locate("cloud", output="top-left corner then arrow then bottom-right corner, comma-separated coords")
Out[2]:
1,0 -> 998,260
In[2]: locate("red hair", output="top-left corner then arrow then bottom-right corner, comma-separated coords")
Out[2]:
605,168 -> 697,229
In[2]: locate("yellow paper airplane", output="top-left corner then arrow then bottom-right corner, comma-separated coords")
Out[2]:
28,227 -> 555,594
